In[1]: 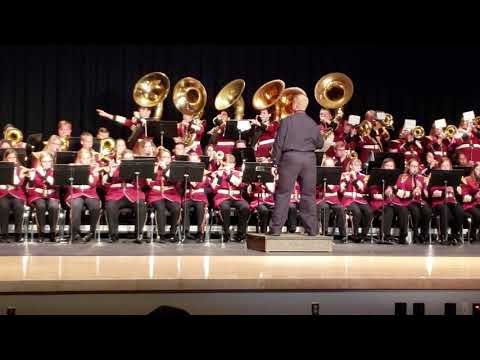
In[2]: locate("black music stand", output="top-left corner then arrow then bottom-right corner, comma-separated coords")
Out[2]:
0,148 -> 27,166
66,137 -> 81,151
224,120 -> 243,141
243,162 -> 274,224
454,166 -> 472,177
119,159 -> 155,242
316,166 -> 342,235
54,164 -> 90,243
26,133 -> 43,152
315,151 -> 325,166
0,162 -> 15,185
370,152 -> 405,171
169,161 -> 205,243
174,155 -> 189,162
429,169 -> 464,241
128,120 -> 178,149
55,151 -> 77,164
133,156 -> 157,162
233,147 -> 256,168
367,168 -> 402,244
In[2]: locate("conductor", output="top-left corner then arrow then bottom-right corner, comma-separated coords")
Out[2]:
268,94 -> 324,236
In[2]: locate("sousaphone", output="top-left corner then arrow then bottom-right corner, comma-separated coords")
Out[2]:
133,72 -> 170,119
214,79 -> 246,119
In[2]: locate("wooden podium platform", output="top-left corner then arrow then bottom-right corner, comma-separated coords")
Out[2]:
246,233 -> 333,252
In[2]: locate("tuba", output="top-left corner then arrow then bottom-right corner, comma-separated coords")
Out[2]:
133,72 -> 170,120
444,125 -> 457,139
252,79 -> 285,119
173,77 -> 207,147
276,87 -> 307,120
4,127 -> 23,146
215,79 -> 246,119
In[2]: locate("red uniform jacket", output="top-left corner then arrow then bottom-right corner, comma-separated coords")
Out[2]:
145,167 -> 181,204
340,171 -> 368,207
316,184 -> 341,205
357,136 -> 382,163
449,134 -> 480,162
27,168 -> 59,205
65,167 -> 100,204
368,184 -> 392,211
392,173 -> 428,207
185,175 -> 210,205
425,136 -> 450,161
429,185 -> 458,208
0,166 -> 26,202
249,182 -> 275,209
460,176 -> 480,210
254,121 -> 279,158
177,121 -> 205,155
104,167 -> 146,203
399,140 -> 424,163
211,169 -> 245,208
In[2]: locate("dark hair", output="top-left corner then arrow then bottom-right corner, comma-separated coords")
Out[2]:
97,127 -> 109,134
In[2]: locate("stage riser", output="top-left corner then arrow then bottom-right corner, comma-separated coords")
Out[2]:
1,291 -> 479,315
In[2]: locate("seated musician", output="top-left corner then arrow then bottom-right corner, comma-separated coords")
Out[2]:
113,139 -> 127,163
209,111 -> 235,155
399,129 -> 423,163
205,144 -> 220,173
3,124 -> 27,149
172,143 -> 187,160
174,113 -> 204,155
0,149 -> 27,243
134,137 -> 157,158
459,162 -> 480,243
211,154 -> 249,242
183,153 -> 210,242
421,151 -> 438,176
449,123 -> 480,163
316,157 -> 346,241
65,149 -> 102,243
146,149 -> 181,243
27,152 -> 60,243
96,127 -> 110,140
340,158 -> 373,243
57,120 -> 72,139
425,123 -> 450,161
429,157 -> 465,245
79,132 -> 99,160
96,106 -> 151,131
250,109 -> 278,159
31,134 -> 63,169
333,141 -> 350,171
103,150 -> 147,244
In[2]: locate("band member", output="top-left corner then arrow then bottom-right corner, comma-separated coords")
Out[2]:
205,144 -> 221,173
251,109 -> 279,159
104,150 -> 147,244
134,138 -> 157,157
449,128 -> 480,163
27,152 -> 60,243
340,159 -> 373,242
146,149 -> 181,242
113,139 -> 127,163
65,149 -> 102,243
211,154 -> 250,242
425,124 -> 450,161
96,127 -> 110,140
0,149 -> 27,243
399,130 -> 423,163
3,124 -> 27,149
454,152 -> 471,167
183,153 -> 210,242
356,123 -> 382,164
316,157 -> 346,241
174,114 -> 204,155
79,132 -> 99,160
333,141 -> 350,171
460,162 -> 480,242
209,111 -> 235,154
58,120 -> 72,139
401,159 -> 432,244
172,143 -> 187,159
421,151 -> 438,176
96,107 -> 151,131
270,94 -> 323,236
429,157 -> 465,245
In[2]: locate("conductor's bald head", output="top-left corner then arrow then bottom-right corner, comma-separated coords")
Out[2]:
292,94 -> 309,112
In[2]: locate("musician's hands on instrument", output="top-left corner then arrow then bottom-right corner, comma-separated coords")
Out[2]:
385,186 -> 394,197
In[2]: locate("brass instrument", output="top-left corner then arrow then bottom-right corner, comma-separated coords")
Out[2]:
276,87 -> 307,120
347,150 -> 358,160
133,72 -> 170,120
444,125 -> 457,139
474,116 -> 480,129
382,113 -> 394,129
214,79 -> 246,120
173,77 -> 207,147
412,126 -> 425,139
100,138 -> 115,155
4,127 -> 23,146
252,79 -> 285,118
357,120 -> 373,137
60,136 -> 70,151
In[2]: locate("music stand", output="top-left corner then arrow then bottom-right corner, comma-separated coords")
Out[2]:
429,169 -> 464,241
67,137 -> 81,151
169,161 -> 205,243
53,164 -> 90,243
174,155 -> 189,162
370,152 -> 405,171
454,166 -> 472,177
315,151 -> 325,166
233,147 -> 256,168
55,151 -> 77,164
367,168 -> 402,244
224,120 -> 242,141
26,133 -> 43,152
242,162 -> 273,219
316,166 -> 342,235
119,159 -> 155,242
128,120 -> 178,149
0,162 -> 15,185
0,148 -> 27,166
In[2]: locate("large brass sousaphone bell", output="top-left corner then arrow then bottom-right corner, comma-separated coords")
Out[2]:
314,72 -> 354,110
277,87 -> 307,119
252,79 -> 285,111
133,72 -> 170,119
173,77 -> 207,116
214,79 -> 246,119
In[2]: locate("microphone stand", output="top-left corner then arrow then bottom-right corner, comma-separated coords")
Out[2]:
181,172 -> 189,244
135,171 -> 141,242
68,168 -> 74,244
323,177 -> 327,236
443,179 -> 448,244
377,179 -> 392,245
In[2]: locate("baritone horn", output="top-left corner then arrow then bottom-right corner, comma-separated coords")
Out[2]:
412,126 -> 425,139
133,72 -> 170,120
4,127 -> 23,146
444,125 -> 457,139
215,79 -> 246,120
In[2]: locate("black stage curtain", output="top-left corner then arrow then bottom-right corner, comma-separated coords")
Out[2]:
1,43 -> 480,140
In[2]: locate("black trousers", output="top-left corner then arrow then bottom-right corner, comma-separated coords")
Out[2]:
70,197 -> 101,236
433,203 -> 465,238
257,203 -> 298,233
346,202 -> 373,237
408,203 -> 432,239
0,195 -> 24,235
219,199 -> 250,235
317,202 -> 346,236
382,204 -> 409,240
105,197 -> 147,238
32,198 -> 60,235
151,199 -> 181,236
466,206 -> 480,240
184,200 -> 206,234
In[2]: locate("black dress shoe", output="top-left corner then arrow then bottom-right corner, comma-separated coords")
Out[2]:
72,234 -> 82,243
267,230 -> 280,236
134,237 -> 143,244
14,234 -> 24,243
49,234 -> 57,243
82,233 -> 93,243
233,234 -> 246,242
196,233 -> 205,243
37,235 -> 44,243
168,234 -> 179,243
222,233 -> 231,243
109,235 -> 119,243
